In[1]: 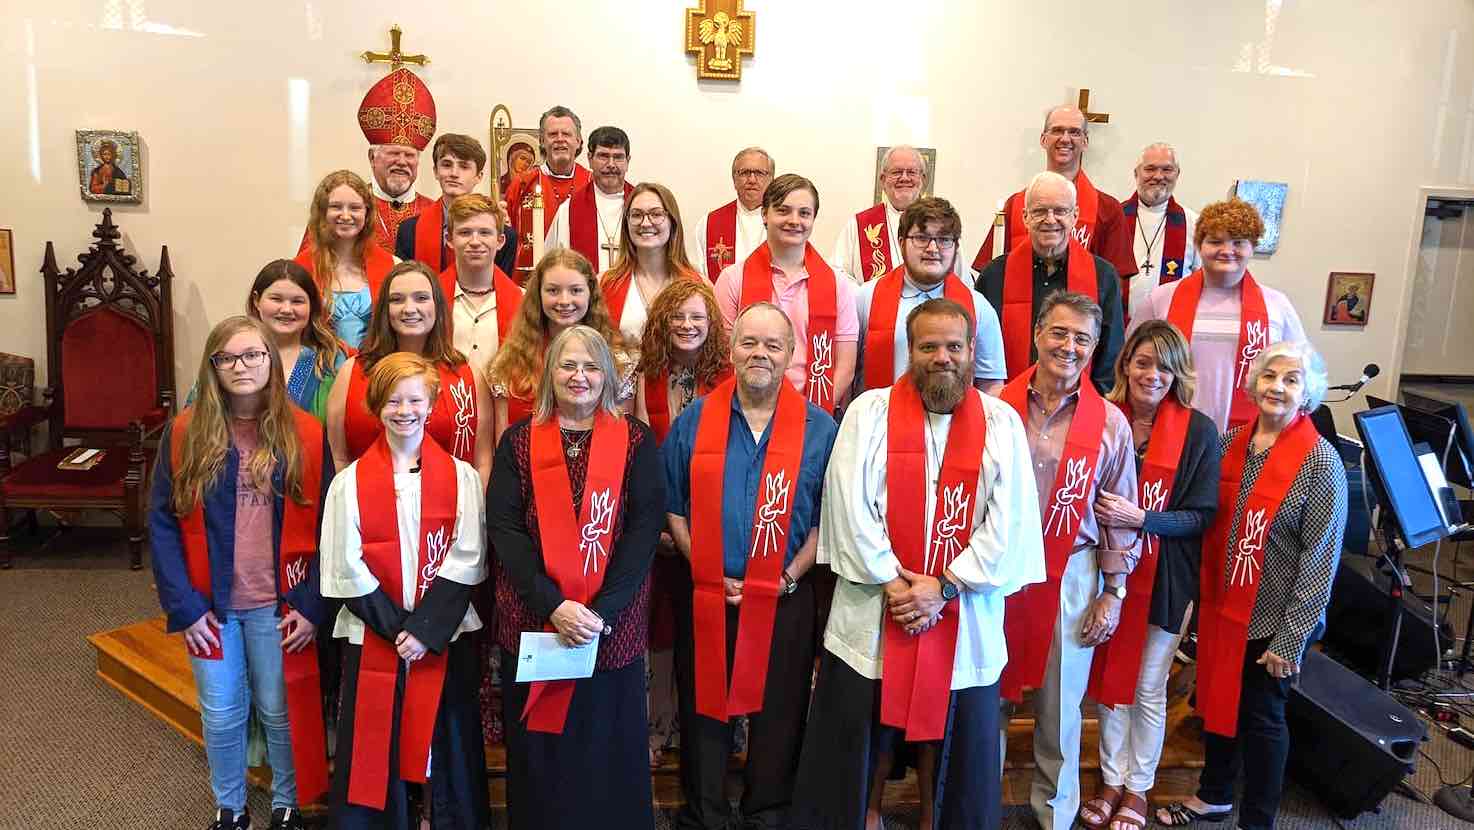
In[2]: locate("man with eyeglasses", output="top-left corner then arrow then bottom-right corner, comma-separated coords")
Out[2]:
969,107 -> 1136,288
505,105 -> 593,277
996,290 -> 1140,830
974,171 -> 1124,393
854,197 -> 1006,396
694,147 -> 774,281
832,145 -> 932,284
545,125 -> 635,274
1122,143 -> 1200,320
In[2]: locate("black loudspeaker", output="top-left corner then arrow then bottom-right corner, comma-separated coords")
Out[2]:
1322,558 -> 1450,681
1287,649 -> 1426,818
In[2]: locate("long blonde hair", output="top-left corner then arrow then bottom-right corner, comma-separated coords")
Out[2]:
308,170 -> 377,316
172,316 -> 306,516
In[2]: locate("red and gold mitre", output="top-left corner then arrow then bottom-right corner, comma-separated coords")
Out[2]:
357,67 -> 437,150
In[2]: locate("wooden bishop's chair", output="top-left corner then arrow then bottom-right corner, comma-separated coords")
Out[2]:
0,209 -> 175,569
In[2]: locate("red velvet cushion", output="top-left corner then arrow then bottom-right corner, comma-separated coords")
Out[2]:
1,447 -> 129,500
62,306 -> 158,431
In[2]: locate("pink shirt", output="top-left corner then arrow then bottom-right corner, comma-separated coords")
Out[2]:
228,417 -> 276,610
714,254 -> 859,396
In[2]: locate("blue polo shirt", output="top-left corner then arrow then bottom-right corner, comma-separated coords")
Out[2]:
663,391 -> 838,578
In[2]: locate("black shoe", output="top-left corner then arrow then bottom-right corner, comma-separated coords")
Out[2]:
268,807 -> 303,830
209,808 -> 250,830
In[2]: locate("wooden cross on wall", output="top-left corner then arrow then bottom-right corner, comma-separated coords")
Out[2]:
1077,88 -> 1109,124
362,25 -> 429,71
686,0 -> 755,81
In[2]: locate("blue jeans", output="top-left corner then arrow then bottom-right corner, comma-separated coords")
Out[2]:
188,604 -> 298,811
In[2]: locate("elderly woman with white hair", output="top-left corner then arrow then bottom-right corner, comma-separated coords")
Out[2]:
487,324 -> 664,829
1157,340 -> 1347,830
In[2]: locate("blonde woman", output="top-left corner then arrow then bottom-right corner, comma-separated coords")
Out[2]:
295,170 -> 396,349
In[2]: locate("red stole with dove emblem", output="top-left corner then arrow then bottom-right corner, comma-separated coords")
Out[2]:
855,203 -> 894,282
1196,414 -> 1318,737
1165,270 -> 1270,432
880,377 -> 987,741
347,434 -> 458,809
522,411 -> 631,733
172,406 -> 329,805
740,242 -> 840,413
1087,396 -> 1192,706
343,360 -> 478,464
997,366 -> 1108,702
688,378 -> 808,721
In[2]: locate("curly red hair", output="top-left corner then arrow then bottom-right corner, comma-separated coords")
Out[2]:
636,279 -> 730,386
1195,199 -> 1265,247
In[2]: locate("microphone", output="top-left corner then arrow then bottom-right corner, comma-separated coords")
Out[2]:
1329,363 -> 1380,393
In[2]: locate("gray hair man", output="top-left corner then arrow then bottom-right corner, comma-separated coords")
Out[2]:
1121,142 -> 1202,319
694,146 -> 775,279
831,144 -> 932,283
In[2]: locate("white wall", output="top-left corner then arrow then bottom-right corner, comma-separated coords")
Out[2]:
4,0 -> 1474,430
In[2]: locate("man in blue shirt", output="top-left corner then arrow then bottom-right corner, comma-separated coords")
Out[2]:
664,301 -> 838,830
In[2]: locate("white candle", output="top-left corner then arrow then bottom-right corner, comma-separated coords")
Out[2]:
531,181 -> 545,265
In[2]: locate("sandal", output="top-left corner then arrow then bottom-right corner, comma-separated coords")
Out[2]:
1155,801 -> 1233,826
1076,785 -> 1122,828
1107,792 -> 1148,830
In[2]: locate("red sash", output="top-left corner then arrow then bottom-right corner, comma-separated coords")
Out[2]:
437,263 -> 522,347
705,201 -> 739,281
412,197 -> 450,272
739,243 -> 840,412
997,367 -> 1108,701
293,243 -> 394,307
689,379 -> 808,720
1000,239 -> 1097,381
643,367 -> 731,443
1122,195 -> 1188,285
880,378 -> 986,740
1165,270 -> 1270,431
971,170 -> 1104,271
855,203 -> 894,282
1197,415 -> 1318,736
1087,396 -> 1192,706
507,165 -> 592,274
523,411 -> 631,732
344,359 -> 478,464
568,182 -> 633,268
172,408 -> 329,804
347,434 -> 458,808
863,267 -> 974,390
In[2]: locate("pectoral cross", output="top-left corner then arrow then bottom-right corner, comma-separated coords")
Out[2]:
362,25 -> 429,71
711,237 -> 733,270
601,238 -> 621,261
1140,259 -> 1154,275
1077,88 -> 1110,124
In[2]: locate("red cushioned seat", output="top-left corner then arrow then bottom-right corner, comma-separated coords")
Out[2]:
1,448 -> 132,500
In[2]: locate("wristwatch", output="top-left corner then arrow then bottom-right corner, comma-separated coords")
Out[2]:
939,578 -> 961,602
781,571 -> 798,596
1104,582 -> 1127,600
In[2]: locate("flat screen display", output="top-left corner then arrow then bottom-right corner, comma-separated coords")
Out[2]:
1355,406 -> 1449,549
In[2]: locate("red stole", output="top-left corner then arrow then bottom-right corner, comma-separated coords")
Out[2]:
1165,270 -> 1270,431
603,269 -> 699,333
881,378 -> 987,740
854,203 -> 894,282
1086,396 -> 1192,706
997,367 -> 1109,701
522,412 -> 631,733
1000,239 -> 1097,380
739,243 -> 840,412
1197,415 -> 1318,736
293,243 -> 395,306
172,407 -> 329,804
412,197 -> 451,271
689,379 -> 808,721
971,169 -> 1104,271
346,435 -> 458,808
863,267 -> 974,390
344,359 -> 479,464
568,182 -> 633,268
643,367 -> 732,443
437,263 -> 522,348
705,201 -> 739,281
1122,195 -> 1188,285
507,165 -> 592,274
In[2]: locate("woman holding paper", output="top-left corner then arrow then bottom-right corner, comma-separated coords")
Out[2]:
148,316 -> 333,830
319,352 -> 490,829
487,325 -> 665,829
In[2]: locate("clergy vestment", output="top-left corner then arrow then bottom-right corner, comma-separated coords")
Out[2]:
830,202 -> 903,284
546,181 -> 633,274
662,384 -> 838,830
487,416 -> 664,830
504,162 -> 592,276
969,170 -> 1138,283
318,442 -> 489,829
694,200 -> 766,281
791,386 -> 1044,830
853,267 -> 1006,395
1122,195 -> 1200,320
1000,371 -> 1140,830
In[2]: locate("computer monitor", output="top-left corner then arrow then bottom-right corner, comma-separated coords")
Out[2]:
1401,390 -> 1474,489
1354,406 -> 1451,549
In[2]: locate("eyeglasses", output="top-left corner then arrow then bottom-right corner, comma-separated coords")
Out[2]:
886,168 -> 924,180
1045,126 -> 1086,138
211,349 -> 269,370
1026,206 -> 1076,221
669,312 -> 708,325
628,209 -> 668,225
904,234 -> 957,250
733,168 -> 771,180
591,151 -> 627,164
1040,327 -> 1095,349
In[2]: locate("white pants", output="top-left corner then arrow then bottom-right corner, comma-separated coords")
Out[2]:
1011,548 -> 1101,830
1097,602 -> 1191,793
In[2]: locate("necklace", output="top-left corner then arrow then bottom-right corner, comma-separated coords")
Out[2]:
595,204 -> 620,263
560,426 -> 591,458
457,279 -> 493,297
1137,204 -> 1168,276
